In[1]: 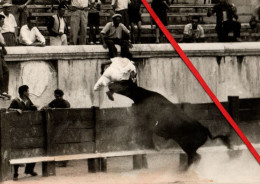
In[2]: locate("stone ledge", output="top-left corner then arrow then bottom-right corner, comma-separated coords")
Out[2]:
4,42 -> 260,61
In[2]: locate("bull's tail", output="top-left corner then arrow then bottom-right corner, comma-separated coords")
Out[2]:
206,127 -> 232,149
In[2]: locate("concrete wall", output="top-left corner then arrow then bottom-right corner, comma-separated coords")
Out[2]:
2,43 -> 260,109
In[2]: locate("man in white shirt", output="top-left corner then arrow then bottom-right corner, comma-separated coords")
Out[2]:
70,0 -> 89,45
94,55 -> 136,101
0,3 -> 18,46
182,16 -> 205,43
111,0 -> 131,28
19,16 -> 45,46
47,4 -> 68,45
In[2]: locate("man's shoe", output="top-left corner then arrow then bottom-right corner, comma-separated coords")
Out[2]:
106,91 -> 114,101
25,171 -> 38,176
13,174 -> 18,181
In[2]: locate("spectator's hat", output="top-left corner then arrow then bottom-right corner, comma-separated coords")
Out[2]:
112,14 -> 122,19
3,3 -> 13,8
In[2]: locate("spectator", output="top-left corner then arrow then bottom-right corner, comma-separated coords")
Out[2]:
88,0 -> 101,44
207,0 -> 241,42
5,0 -> 34,29
128,0 -> 142,43
8,85 -> 38,181
111,0 -> 130,29
0,3 -> 18,46
0,14 -> 10,99
151,0 -> 170,43
47,89 -> 70,167
70,0 -> 89,45
47,4 -> 68,46
182,16 -> 205,43
19,16 -> 45,46
100,14 -> 132,58
48,89 -> 70,108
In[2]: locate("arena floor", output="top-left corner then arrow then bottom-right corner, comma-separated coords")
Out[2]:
2,148 -> 260,184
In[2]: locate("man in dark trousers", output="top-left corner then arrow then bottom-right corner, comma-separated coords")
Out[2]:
8,85 -> 38,181
207,0 -> 241,42
100,14 -> 132,58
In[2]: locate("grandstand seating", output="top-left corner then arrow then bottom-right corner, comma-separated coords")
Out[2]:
0,0 -> 257,44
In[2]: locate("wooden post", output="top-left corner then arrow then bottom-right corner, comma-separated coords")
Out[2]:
228,96 -> 239,122
0,111 -> 12,181
43,110 -> 56,177
100,158 -> 107,172
133,154 -> 148,170
88,158 -> 100,173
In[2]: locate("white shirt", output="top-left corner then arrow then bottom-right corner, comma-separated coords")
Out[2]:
19,25 -> 45,45
59,17 -> 65,33
94,57 -> 136,91
0,28 -> 5,45
0,12 -> 17,33
111,0 -> 130,11
183,23 -> 205,38
71,0 -> 89,8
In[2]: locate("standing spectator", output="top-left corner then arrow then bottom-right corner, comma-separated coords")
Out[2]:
207,0 -> 241,42
111,0 -> 130,29
70,0 -> 89,45
47,4 -> 68,46
128,0 -> 142,43
0,14 -> 10,99
88,0 -> 101,44
1,0 -> 33,29
19,16 -> 45,46
100,14 -> 132,58
8,85 -> 38,181
0,3 -> 18,46
182,16 -> 205,43
151,0 -> 170,43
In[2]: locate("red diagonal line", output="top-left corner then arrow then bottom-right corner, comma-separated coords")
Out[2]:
141,0 -> 260,164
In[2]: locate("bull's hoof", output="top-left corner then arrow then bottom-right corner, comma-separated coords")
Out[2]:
193,153 -> 201,164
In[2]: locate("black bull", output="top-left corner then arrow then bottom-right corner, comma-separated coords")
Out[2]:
108,80 -> 232,168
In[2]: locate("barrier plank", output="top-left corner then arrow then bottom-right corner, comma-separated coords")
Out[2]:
10,125 -> 44,138
10,148 -> 45,159
52,142 -> 95,155
54,129 -> 94,143
11,137 -> 45,149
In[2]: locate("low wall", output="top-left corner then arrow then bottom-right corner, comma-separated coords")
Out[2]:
2,43 -> 260,109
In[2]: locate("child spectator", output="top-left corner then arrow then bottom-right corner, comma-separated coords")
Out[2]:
182,16 -> 205,43
128,0 -> 142,43
88,0 -> 101,44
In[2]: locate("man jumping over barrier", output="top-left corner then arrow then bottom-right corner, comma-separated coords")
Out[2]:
94,53 -> 136,101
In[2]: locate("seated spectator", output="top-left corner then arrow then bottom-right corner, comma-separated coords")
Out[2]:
19,16 -> 45,46
182,16 -> 205,43
88,0 -> 101,44
8,85 -> 38,181
0,3 -> 18,46
128,0 -> 142,43
207,0 -> 241,42
48,89 -> 70,108
100,14 -> 132,59
47,4 -> 68,46
0,14 -> 10,99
